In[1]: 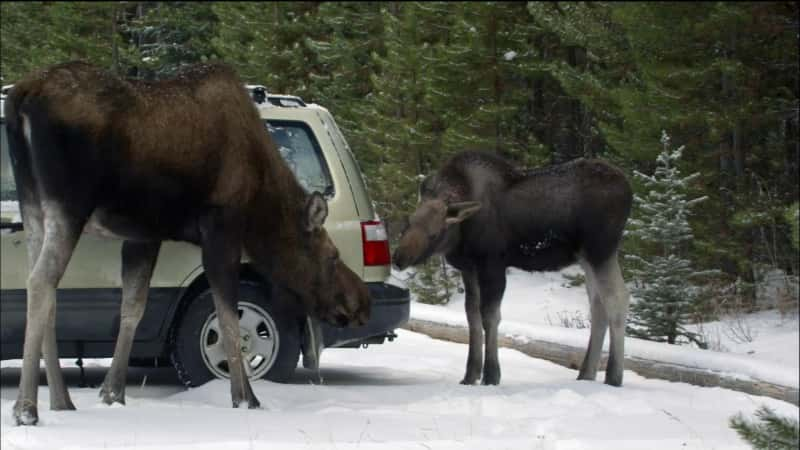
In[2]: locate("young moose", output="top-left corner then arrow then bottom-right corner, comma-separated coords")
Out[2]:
5,61 -> 370,425
394,151 -> 632,386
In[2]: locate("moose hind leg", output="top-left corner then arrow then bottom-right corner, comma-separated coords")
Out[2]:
19,197 -> 74,411
460,269 -> 483,385
577,259 -> 609,381
42,313 -> 75,411
595,252 -> 629,387
14,205 -> 85,425
200,213 -> 260,409
100,241 -> 161,405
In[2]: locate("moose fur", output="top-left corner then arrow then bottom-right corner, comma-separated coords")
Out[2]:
4,61 -> 370,425
394,151 -> 632,387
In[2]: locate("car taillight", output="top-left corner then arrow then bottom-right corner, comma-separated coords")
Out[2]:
361,220 -> 391,266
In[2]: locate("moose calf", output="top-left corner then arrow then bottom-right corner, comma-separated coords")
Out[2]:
394,151 -> 632,387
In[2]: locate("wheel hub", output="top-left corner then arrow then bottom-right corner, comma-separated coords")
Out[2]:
199,301 -> 280,380
240,329 -> 252,353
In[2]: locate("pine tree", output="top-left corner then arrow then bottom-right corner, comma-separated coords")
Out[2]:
359,3 -> 451,225
212,2 -> 326,99
305,1 -> 384,161
730,406 -> 800,450
1,2 -> 119,81
625,131 -> 710,346
428,2 -> 545,164
407,255 -> 463,305
121,2 -> 219,80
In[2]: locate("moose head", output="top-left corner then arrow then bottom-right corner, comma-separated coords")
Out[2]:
392,178 -> 481,270
265,192 -> 371,328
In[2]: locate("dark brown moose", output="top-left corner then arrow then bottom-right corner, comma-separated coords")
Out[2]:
394,151 -> 632,387
4,61 -> 370,425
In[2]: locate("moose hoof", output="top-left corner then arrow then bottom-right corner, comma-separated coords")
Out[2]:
232,396 -> 261,410
50,397 -> 76,411
13,401 -> 38,426
459,377 -> 478,385
604,374 -> 623,387
99,386 -> 126,406
481,366 -> 501,386
576,371 -> 598,382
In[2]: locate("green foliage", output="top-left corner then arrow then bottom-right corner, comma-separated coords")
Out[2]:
561,272 -> 585,288
406,256 -> 462,305
212,2 -> 325,99
786,203 -> 799,251
1,2 -> 119,81
1,2 -> 796,291
121,2 -> 219,79
625,132 -> 710,347
729,406 -> 800,450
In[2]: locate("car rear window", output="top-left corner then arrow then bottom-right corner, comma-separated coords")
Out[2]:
0,123 -> 16,202
266,120 -> 334,197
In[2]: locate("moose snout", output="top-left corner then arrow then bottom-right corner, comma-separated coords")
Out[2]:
331,298 -> 370,328
392,248 -> 410,271
392,230 -> 422,270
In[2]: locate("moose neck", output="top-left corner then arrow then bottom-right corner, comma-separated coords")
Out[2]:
242,161 -> 309,283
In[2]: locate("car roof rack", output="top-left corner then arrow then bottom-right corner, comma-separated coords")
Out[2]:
0,84 -> 307,108
245,85 -> 306,108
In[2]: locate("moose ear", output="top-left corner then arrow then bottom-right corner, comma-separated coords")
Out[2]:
305,191 -> 329,231
445,201 -> 481,225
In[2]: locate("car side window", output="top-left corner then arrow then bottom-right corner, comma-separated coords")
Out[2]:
266,121 -> 334,197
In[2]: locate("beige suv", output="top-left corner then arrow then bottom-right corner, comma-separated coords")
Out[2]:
0,85 -> 409,385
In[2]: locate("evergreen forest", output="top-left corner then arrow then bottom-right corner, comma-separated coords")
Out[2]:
2,1 -> 798,320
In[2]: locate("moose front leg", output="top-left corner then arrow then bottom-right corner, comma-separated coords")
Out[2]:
460,269 -> 483,385
478,264 -> 506,386
100,241 -> 161,405
200,213 -> 260,409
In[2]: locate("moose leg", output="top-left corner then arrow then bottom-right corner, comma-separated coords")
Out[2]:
460,269 -> 483,385
478,265 -> 506,386
577,259 -> 609,381
100,241 -> 161,405
19,194 -> 75,411
200,213 -> 260,409
13,204 -> 85,425
595,252 -> 630,387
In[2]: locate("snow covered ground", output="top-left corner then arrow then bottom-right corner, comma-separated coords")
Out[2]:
397,266 -> 800,389
2,329 -> 797,450
1,266 -> 796,449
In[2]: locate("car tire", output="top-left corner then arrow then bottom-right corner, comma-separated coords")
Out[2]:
170,282 -> 301,386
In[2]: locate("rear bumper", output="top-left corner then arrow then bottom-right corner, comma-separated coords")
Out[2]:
320,282 -> 409,348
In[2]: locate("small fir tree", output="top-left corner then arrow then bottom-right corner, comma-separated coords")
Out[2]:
407,255 -> 462,305
730,406 -> 800,450
625,131 -> 709,346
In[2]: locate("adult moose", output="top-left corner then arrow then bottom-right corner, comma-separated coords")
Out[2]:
394,151 -> 632,387
5,61 -> 370,425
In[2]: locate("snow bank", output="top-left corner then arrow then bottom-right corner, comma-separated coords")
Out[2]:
401,267 -> 799,390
